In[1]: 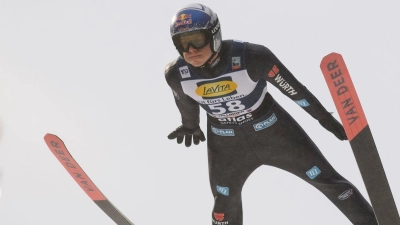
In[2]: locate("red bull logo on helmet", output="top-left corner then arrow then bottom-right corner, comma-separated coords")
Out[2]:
175,14 -> 192,27
178,14 -> 192,20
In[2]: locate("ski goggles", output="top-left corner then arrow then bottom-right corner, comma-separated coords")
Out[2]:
172,30 -> 212,52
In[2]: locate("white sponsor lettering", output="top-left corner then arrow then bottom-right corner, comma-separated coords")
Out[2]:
211,21 -> 220,34
218,113 -> 253,125
212,219 -> 229,225
274,74 -> 297,95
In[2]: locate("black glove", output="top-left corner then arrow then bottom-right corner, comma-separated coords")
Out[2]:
318,113 -> 348,141
167,125 -> 206,147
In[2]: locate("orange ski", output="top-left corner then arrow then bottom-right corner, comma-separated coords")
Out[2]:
44,133 -> 134,225
321,53 -> 400,225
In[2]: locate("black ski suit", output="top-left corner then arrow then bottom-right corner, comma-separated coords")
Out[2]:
165,40 -> 378,225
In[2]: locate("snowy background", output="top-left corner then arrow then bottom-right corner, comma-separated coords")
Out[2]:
1,0 -> 399,224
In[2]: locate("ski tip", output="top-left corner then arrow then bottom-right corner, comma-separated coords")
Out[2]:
324,52 -> 342,57
320,52 -> 343,68
44,133 -> 56,139
44,133 -> 62,143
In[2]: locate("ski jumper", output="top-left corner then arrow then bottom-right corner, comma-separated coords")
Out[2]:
165,40 -> 378,225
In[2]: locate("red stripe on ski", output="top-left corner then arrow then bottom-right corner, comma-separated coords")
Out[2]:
320,53 -> 368,141
44,133 -> 106,201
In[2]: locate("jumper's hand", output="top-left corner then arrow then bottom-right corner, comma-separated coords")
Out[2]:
319,113 -> 348,141
168,125 -> 206,147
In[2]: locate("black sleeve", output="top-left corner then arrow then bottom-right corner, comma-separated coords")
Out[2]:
246,43 -> 330,120
164,60 -> 200,129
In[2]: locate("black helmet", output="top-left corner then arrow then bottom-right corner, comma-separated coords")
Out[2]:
170,3 -> 222,57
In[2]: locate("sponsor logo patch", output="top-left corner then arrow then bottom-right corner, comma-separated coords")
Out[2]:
306,166 -> 321,179
214,213 -> 225,221
218,113 -> 253,125
212,212 -> 229,225
196,77 -> 238,98
179,66 -> 191,78
253,113 -> 277,131
196,80 -> 237,97
338,189 -> 353,200
268,65 -> 297,95
211,126 -> 235,136
216,185 -> 230,196
175,14 -> 192,27
268,65 -> 279,77
294,99 -> 310,107
232,57 -> 241,70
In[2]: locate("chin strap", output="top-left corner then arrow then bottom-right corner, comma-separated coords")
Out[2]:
200,51 -> 220,70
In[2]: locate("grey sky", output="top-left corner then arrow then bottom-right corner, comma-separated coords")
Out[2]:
1,0 -> 399,224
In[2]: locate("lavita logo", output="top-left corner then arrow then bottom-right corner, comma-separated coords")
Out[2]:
196,77 -> 238,98
196,81 -> 237,97
306,166 -> 321,179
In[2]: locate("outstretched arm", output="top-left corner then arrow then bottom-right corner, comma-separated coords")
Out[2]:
165,62 -> 200,129
246,43 -> 347,140
164,61 -> 206,146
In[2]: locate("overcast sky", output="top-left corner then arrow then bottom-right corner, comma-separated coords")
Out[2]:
1,0 -> 399,224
